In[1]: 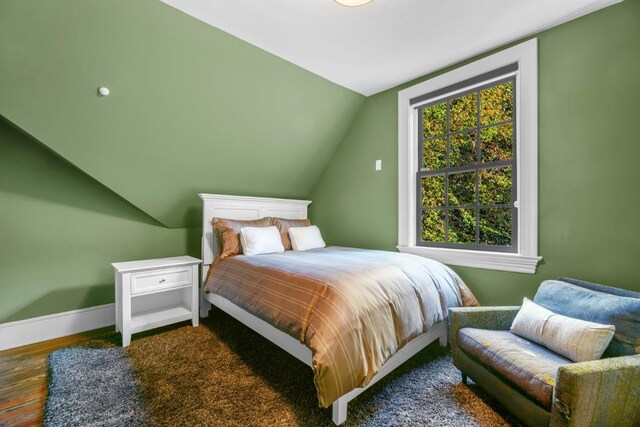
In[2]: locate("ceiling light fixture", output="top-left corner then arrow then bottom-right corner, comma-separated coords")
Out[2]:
333,0 -> 373,7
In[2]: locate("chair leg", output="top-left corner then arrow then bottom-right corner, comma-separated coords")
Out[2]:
461,373 -> 468,384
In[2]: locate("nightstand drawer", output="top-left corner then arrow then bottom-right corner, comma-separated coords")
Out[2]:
130,267 -> 192,295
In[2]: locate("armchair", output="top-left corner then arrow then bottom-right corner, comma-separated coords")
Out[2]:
449,278 -> 640,427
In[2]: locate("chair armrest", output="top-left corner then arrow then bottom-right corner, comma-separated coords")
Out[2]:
551,354 -> 640,426
448,306 -> 520,368
448,306 -> 521,334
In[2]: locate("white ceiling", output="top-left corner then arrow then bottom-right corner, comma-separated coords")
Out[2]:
161,0 -> 621,96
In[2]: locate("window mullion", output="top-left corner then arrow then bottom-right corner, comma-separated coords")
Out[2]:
475,89 -> 481,245
417,107 -> 423,171
423,159 -> 511,175
444,100 -> 450,243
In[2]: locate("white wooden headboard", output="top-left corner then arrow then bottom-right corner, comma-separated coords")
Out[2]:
198,193 -> 312,267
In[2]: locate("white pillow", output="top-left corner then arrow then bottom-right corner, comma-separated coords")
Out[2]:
511,298 -> 615,362
288,225 -> 326,251
239,226 -> 285,256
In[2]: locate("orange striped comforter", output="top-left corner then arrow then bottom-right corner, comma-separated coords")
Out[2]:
204,247 -> 477,407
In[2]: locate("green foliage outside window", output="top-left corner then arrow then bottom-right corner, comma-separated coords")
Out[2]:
419,80 -> 514,248
450,93 -> 477,132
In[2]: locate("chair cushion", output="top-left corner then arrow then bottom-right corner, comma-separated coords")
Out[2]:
535,280 -> 640,357
458,328 -> 571,409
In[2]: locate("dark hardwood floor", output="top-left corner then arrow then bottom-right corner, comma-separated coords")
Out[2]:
0,328 -> 112,427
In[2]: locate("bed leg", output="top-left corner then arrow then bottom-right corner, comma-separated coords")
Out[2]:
332,396 -> 348,425
439,324 -> 448,347
200,290 -> 211,318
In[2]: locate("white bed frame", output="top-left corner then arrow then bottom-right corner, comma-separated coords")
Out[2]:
198,193 -> 447,425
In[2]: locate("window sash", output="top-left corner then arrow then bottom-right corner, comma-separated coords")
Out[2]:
415,76 -> 518,252
409,63 -> 518,106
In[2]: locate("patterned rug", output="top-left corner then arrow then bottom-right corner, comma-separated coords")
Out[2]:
45,309 -> 521,426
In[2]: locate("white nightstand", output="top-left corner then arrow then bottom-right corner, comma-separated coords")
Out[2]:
112,256 -> 202,347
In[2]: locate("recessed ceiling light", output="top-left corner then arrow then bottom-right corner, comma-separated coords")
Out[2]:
333,0 -> 373,7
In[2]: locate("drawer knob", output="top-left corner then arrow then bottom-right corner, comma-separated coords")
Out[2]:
159,279 -> 166,284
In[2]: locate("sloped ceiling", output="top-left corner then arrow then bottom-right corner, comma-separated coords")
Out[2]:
162,0 -> 622,96
0,0 -> 364,228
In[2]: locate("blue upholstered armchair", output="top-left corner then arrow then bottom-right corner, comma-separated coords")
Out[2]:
449,278 -> 640,427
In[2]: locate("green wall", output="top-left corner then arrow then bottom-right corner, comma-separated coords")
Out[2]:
0,118 -> 199,322
0,0 -> 363,322
1,0 -> 638,323
0,0 -> 364,228
310,0 -> 640,305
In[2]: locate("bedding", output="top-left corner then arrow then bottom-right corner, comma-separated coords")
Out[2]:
204,246 -> 478,407
288,225 -> 326,251
271,217 -> 311,250
239,226 -> 285,256
213,217 -> 271,259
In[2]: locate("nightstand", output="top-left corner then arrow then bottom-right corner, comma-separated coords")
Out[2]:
112,256 -> 202,347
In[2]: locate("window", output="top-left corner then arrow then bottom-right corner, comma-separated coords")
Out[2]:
418,78 -> 517,252
397,40 -> 541,273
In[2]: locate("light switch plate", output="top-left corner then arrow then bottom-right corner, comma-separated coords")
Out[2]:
375,159 -> 382,171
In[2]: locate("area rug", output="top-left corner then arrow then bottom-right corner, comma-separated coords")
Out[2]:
45,309 -> 521,426
44,348 -> 147,427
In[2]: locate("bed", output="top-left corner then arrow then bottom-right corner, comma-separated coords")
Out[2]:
198,193 -> 477,425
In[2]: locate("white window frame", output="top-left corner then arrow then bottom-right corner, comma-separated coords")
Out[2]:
397,39 -> 541,274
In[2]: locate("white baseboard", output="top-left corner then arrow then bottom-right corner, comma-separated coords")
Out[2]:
0,304 -> 115,351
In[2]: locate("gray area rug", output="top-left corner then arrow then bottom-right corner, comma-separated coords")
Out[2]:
343,352 -> 520,426
44,348 -> 147,427
45,313 -> 520,426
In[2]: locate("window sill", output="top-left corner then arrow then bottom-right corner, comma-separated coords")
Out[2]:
397,245 -> 542,274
